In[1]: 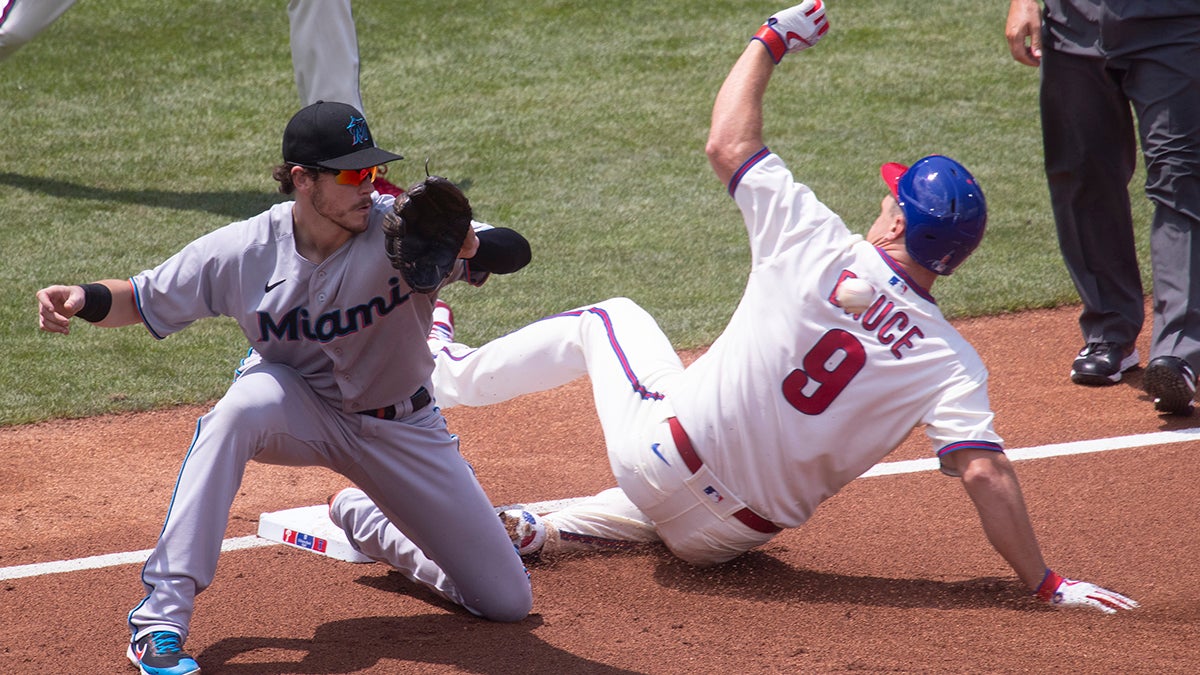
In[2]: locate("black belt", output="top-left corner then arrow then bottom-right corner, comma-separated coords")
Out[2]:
359,387 -> 432,420
667,417 -> 782,534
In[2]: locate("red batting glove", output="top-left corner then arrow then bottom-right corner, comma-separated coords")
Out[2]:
1035,569 -> 1139,614
753,0 -> 831,64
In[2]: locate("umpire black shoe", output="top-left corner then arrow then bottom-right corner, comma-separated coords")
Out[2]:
1070,342 -> 1139,386
1144,356 -> 1197,415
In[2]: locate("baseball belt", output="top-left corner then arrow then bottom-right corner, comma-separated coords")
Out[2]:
667,417 -> 782,534
359,386 -> 432,420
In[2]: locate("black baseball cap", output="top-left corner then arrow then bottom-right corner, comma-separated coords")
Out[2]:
282,100 -> 403,171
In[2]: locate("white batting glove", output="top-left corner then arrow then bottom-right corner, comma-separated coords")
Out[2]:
1035,569 -> 1139,614
752,0 -> 831,64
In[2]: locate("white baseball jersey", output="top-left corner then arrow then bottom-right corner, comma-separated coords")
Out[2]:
423,150 -> 1004,564
132,194 -> 445,413
668,149 -> 1002,528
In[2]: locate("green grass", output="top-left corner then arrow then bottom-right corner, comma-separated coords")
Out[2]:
0,0 -> 1153,425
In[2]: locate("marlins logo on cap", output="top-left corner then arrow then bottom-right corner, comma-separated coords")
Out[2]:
283,100 -> 404,171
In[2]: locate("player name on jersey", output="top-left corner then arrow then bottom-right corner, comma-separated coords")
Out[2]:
827,272 -> 925,360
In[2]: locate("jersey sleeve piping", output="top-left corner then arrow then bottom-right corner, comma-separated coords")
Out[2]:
936,440 -> 1003,458
728,146 -> 772,197
129,277 -> 167,340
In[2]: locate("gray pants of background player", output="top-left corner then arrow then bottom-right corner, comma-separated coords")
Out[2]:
0,0 -> 75,60
3,0 -> 363,114
1041,22 -> 1200,367
287,0 -> 362,112
127,362 -> 532,642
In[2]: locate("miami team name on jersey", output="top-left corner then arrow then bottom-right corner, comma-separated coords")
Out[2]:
257,276 -> 413,343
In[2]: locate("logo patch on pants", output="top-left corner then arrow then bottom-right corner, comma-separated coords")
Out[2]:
703,486 -> 724,503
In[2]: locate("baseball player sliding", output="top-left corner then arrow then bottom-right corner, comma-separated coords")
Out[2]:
36,102 -> 532,675
340,1 -> 1138,615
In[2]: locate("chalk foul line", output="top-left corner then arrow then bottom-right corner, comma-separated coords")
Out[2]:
4,426 -> 1198,581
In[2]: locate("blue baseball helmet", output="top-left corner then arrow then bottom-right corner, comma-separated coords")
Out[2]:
880,155 -> 987,275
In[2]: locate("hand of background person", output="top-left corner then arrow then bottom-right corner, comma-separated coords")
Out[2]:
1005,0 -> 1043,66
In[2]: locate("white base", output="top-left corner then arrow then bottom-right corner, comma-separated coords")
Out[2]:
256,505 -> 373,564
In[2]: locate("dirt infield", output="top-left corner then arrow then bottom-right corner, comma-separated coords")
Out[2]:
2,302 -> 1197,674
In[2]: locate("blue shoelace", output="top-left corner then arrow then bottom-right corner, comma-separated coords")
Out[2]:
150,632 -> 183,654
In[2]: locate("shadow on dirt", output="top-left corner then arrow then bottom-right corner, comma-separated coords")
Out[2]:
199,611 -> 644,675
653,550 -> 1041,612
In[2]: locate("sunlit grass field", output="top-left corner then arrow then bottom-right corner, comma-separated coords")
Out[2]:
0,0 -> 1151,424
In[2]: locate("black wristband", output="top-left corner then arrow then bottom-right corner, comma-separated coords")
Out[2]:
75,283 -> 113,323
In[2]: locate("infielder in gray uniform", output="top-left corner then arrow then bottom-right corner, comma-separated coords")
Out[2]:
1006,0 -> 1200,412
36,101 -> 533,675
335,1 -> 1139,616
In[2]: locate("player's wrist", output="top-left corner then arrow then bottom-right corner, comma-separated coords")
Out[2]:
75,283 -> 113,323
752,24 -> 788,64
1034,568 -> 1063,601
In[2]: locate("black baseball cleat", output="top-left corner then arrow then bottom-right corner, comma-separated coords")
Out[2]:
127,630 -> 199,675
1143,356 -> 1197,415
1070,342 -> 1139,386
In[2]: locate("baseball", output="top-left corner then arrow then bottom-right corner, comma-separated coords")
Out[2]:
835,277 -> 875,314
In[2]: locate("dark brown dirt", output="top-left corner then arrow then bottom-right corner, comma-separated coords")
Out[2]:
2,302 -> 1196,674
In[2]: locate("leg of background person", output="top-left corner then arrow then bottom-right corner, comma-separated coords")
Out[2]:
1129,40 -> 1200,370
1041,46 -> 1143,347
287,0 -> 362,112
286,0 -> 403,195
0,0 -> 78,60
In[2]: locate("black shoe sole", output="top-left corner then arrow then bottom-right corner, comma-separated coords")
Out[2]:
1070,369 -> 1125,386
1144,362 -> 1196,415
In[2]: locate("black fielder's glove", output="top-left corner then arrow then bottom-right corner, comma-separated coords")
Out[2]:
383,176 -> 472,293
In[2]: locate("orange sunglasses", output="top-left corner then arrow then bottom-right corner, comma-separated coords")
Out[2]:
332,166 -> 378,185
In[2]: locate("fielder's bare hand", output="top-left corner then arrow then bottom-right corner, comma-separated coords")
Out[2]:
37,284 -> 86,335
1035,570 -> 1139,614
753,0 -> 830,64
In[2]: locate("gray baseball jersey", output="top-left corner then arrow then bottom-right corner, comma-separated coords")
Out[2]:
126,194 -> 531,641
133,197 -> 437,411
